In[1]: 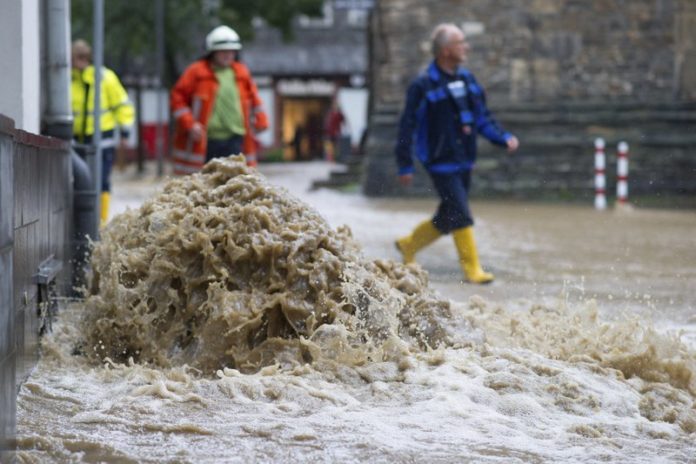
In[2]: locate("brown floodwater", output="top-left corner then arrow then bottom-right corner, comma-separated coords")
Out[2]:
383,197 -> 695,325
260,162 -> 695,329
14,158 -> 696,463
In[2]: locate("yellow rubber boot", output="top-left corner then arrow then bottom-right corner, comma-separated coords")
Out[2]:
100,192 -> 110,226
452,226 -> 494,284
395,220 -> 441,264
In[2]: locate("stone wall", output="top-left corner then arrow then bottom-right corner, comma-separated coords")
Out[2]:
363,0 -> 696,203
371,0 -> 695,106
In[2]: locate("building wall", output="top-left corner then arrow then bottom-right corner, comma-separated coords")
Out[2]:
22,0 -> 41,133
371,0 -> 695,107
0,116 -> 16,462
0,0 -> 41,133
675,0 -> 696,98
337,87 -> 368,145
364,0 -> 696,201
0,1 -> 24,130
0,1 -> 73,457
257,87 -> 276,148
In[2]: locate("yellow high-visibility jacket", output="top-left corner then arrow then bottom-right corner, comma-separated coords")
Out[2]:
71,65 -> 134,141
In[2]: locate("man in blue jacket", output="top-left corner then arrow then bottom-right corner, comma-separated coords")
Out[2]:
395,23 -> 519,284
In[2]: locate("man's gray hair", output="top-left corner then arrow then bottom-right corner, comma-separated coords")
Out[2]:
430,23 -> 460,57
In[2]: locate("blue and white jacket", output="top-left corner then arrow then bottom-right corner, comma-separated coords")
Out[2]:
395,61 -> 513,175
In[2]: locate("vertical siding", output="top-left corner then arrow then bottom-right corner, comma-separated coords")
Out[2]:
12,130 -> 72,383
0,115 -> 15,460
0,115 -> 72,460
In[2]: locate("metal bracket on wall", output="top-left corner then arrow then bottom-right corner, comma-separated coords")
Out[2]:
34,255 -> 63,335
35,256 -> 62,285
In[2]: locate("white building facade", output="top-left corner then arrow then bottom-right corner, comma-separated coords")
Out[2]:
0,0 -> 41,133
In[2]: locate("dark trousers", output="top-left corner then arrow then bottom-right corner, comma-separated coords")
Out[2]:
430,169 -> 474,234
101,146 -> 114,192
206,135 -> 243,163
75,130 -> 115,193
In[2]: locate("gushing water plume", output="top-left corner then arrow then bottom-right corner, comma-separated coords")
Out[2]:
80,156 -> 471,374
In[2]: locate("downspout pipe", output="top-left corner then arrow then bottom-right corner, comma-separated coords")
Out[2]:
71,149 -> 97,291
40,0 -> 98,291
41,0 -> 73,140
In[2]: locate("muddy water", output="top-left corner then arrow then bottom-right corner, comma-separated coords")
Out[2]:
267,163 -> 695,336
15,158 -> 696,463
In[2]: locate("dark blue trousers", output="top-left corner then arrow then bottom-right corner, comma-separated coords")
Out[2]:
76,130 -> 115,193
430,169 -> 474,233
206,135 -> 244,163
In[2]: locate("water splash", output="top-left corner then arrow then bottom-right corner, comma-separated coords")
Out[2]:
80,156 -> 474,374
16,157 -> 696,461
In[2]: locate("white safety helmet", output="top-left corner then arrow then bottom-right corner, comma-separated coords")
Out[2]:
206,25 -> 242,52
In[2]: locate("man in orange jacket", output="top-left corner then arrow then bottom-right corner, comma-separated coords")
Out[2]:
171,25 -> 269,174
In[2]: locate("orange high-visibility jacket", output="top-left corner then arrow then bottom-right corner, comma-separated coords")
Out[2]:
170,59 -> 268,175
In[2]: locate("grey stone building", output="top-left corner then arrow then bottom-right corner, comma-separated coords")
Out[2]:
364,0 -> 696,206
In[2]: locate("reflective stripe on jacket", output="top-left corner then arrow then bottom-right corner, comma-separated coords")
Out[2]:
170,59 -> 269,175
395,61 -> 511,176
71,65 -> 135,140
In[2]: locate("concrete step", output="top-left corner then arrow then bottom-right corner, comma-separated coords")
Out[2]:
311,157 -> 366,190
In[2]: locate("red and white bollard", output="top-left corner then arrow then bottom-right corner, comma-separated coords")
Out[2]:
594,138 -> 607,210
616,141 -> 629,207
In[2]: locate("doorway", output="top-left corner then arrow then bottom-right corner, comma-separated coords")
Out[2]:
281,97 -> 331,161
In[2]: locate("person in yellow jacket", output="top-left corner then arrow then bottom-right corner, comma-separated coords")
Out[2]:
71,39 -> 135,225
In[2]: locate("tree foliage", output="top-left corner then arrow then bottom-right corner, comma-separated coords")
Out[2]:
71,0 -> 324,84
219,0 -> 324,39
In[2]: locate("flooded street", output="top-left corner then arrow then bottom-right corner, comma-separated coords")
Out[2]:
15,159 -> 696,463
263,162 -> 696,332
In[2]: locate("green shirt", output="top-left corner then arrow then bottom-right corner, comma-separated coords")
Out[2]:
207,67 -> 246,139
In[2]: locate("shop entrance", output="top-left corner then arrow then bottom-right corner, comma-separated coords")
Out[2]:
281,97 -> 331,161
